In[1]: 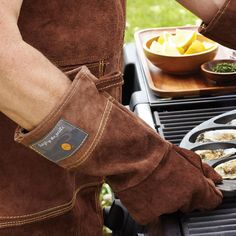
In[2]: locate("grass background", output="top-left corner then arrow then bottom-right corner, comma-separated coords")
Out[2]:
125,0 -> 199,42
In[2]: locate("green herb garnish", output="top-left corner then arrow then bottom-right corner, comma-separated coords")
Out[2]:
212,63 -> 236,73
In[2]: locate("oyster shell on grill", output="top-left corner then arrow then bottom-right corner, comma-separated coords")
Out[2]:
215,159 -> 236,179
195,148 -> 236,161
196,129 -> 236,143
227,119 -> 236,126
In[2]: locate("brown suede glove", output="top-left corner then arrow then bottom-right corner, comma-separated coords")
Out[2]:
15,66 -> 222,225
175,146 -> 222,184
199,0 -> 236,50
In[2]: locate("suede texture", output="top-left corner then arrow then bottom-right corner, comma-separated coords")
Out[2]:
4,0 -> 233,234
0,114 -> 74,216
0,185 -> 103,235
0,0 -> 125,235
16,67 -> 223,228
18,0 -> 125,102
18,0 -> 125,69
0,111 -> 104,235
199,0 -> 236,50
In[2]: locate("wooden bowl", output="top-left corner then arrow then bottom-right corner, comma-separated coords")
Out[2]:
143,34 -> 218,75
201,59 -> 236,84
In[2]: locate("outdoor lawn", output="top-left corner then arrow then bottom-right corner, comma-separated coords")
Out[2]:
125,0 -> 199,42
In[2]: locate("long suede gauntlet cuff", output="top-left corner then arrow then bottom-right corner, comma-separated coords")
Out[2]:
199,0 -> 236,49
15,66 -> 222,224
15,66 -> 170,190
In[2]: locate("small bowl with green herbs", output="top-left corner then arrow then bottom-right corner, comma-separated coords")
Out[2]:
201,59 -> 236,84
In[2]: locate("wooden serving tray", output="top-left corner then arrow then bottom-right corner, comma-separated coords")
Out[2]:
135,26 -> 236,98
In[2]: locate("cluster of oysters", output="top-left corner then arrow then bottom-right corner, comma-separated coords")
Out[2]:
180,111 -> 236,184
194,120 -> 236,179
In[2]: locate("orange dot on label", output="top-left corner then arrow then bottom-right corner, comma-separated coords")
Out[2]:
61,143 -> 72,151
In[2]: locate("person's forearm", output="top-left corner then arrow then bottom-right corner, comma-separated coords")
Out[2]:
0,32 -> 71,131
176,0 -> 225,23
0,0 -> 71,131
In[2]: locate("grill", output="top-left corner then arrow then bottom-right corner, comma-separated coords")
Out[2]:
149,98 -> 236,236
122,43 -> 236,236
181,198 -> 236,236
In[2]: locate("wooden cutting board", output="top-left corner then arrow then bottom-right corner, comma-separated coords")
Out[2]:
135,26 -> 236,98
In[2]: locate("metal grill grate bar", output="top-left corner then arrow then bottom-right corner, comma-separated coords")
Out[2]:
190,231 -> 236,236
181,191 -> 236,236
158,106 -> 236,115
153,105 -> 236,145
188,219 -> 236,228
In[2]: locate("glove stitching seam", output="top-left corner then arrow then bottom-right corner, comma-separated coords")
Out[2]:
98,81 -> 123,91
200,0 -> 231,33
0,181 -> 103,222
65,94 -> 114,169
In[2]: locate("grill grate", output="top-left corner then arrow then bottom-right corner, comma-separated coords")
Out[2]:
150,99 -> 236,236
152,105 -> 236,145
181,198 -> 236,236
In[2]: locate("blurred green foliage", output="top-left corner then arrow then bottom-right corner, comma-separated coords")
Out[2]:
125,0 -> 198,42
